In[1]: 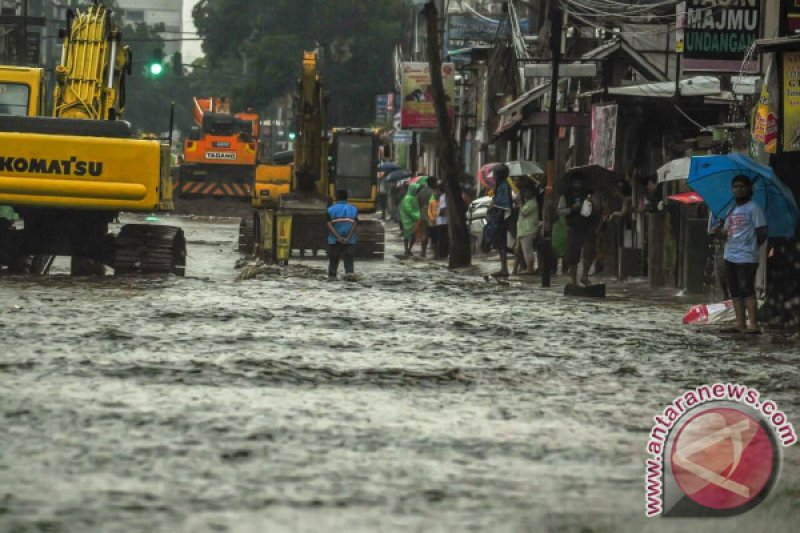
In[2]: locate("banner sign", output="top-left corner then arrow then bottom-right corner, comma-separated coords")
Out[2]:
400,62 -> 455,130
589,104 -> 618,171
447,14 -> 530,44
682,0 -> 761,73
783,51 -> 800,152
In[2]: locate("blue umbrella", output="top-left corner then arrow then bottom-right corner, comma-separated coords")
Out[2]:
378,161 -> 402,172
688,154 -> 800,238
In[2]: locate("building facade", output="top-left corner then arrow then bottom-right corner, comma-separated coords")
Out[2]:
116,0 -> 183,57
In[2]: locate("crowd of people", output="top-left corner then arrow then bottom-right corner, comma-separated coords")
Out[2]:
351,162 -> 771,332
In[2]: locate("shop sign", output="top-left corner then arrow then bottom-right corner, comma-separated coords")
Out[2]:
682,0 -> 761,73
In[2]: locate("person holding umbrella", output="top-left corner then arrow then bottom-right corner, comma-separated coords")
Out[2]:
713,175 -> 768,333
488,163 -> 513,277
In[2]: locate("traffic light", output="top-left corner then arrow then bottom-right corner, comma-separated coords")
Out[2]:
288,132 -> 297,141
147,48 -> 164,77
172,51 -> 182,76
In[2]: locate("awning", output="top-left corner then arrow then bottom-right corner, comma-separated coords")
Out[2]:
495,82 -> 552,135
607,76 -> 721,98
755,36 -> 800,53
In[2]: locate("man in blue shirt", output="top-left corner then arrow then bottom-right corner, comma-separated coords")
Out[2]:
718,175 -> 768,333
326,189 -> 359,280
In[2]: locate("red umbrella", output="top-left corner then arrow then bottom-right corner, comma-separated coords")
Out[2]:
477,163 -> 497,190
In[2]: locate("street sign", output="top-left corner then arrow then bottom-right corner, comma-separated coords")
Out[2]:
524,63 -> 597,78
393,131 -> 413,145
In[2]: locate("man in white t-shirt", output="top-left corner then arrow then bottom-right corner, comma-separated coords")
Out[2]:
716,175 -> 768,333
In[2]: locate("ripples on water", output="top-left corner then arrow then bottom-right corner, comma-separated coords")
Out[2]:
1,217 -> 798,532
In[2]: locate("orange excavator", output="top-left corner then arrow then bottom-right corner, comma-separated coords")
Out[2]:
176,96 -> 259,215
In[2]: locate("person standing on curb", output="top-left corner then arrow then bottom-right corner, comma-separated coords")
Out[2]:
715,175 -> 768,333
401,183 -> 422,256
427,185 -> 441,257
326,189 -> 359,280
488,163 -> 513,277
558,177 -> 601,287
417,177 -> 435,257
515,182 -> 539,275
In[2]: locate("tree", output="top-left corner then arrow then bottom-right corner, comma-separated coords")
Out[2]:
192,0 -> 409,126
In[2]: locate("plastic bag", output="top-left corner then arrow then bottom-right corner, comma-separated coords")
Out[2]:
580,198 -> 593,217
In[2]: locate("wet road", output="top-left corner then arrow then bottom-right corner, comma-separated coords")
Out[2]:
1,215 -> 798,532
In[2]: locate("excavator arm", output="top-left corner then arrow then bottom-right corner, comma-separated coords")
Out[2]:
292,51 -> 328,196
53,3 -> 130,121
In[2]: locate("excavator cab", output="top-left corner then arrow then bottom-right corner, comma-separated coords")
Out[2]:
330,128 -> 380,213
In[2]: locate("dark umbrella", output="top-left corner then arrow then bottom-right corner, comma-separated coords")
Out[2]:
386,169 -> 412,183
378,161 -> 402,172
272,150 -> 294,165
562,164 -> 618,195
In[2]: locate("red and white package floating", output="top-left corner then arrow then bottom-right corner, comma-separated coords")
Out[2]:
683,300 -> 733,325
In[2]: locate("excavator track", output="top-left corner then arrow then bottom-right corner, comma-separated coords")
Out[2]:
353,219 -> 384,259
114,224 -> 186,276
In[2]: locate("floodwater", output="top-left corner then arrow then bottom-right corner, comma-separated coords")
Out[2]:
1,215 -> 798,533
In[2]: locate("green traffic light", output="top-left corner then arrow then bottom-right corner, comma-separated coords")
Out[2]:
288,132 -> 296,140
149,62 -> 164,76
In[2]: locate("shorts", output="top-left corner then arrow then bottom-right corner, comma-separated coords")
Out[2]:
565,228 -> 591,267
725,260 -> 758,299
491,219 -> 509,248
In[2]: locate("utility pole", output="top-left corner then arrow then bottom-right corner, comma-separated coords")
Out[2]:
540,3 -> 562,287
21,0 -> 28,65
422,1 -> 471,268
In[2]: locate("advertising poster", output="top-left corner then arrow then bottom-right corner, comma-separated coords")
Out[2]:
400,62 -> 455,130
782,51 -> 800,152
752,84 -> 777,153
589,104 -> 618,171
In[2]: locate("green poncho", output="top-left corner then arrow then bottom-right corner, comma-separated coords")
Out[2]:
400,183 -> 421,238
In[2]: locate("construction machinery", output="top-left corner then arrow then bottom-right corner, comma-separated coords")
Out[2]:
0,2 -> 185,276
176,97 -> 259,216
329,127 -> 384,258
242,52 -> 384,262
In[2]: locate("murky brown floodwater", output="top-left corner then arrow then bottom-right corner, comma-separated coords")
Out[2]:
1,214 -> 798,532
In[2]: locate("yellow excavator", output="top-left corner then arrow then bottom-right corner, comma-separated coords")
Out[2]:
0,2 -> 185,275
243,51 -> 384,262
